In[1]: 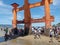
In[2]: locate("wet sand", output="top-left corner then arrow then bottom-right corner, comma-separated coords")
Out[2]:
0,35 -> 60,45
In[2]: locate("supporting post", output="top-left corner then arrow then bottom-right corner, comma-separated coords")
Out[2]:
11,3 -> 19,28
45,0 -> 51,29
44,0 -> 51,36
24,0 -> 31,35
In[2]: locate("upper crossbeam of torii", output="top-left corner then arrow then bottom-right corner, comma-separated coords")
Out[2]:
11,0 -> 54,34
15,0 -> 53,11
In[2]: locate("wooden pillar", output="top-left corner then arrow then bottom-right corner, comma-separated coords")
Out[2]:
11,3 -> 19,28
24,0 -> 31,35
45,0 -> 51,29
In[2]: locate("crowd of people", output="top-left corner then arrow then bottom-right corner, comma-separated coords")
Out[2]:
32,27 -> 44,39
0,26 -> 60,42
0,27 -> 25,41
0,27 -> 44,41
49,27 -> 60,42
32,26 -> 60,42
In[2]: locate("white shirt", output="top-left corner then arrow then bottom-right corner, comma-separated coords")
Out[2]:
50,30 -> 54,36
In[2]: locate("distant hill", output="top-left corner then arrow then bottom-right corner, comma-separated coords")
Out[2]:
56,23 -> 60,27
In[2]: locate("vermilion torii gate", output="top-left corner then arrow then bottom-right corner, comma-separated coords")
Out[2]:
11,0 -> 54,35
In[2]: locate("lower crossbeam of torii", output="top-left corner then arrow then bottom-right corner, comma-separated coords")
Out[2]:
11,0 -> 54,35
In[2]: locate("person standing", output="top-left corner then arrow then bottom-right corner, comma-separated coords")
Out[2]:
4,27 -> 9,41
49,28 -> 54,42
34,28 -> 37,39
32,27 -> 35,34
34,28 -> 40,39
38,28 -> 41,38
55,28 -> 59,40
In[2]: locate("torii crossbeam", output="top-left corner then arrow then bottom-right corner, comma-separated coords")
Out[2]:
11,0 -> 54,35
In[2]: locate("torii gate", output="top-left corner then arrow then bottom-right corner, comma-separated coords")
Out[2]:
11,0 -> 54,35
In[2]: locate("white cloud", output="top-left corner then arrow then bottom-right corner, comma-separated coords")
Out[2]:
17,14 -> 23,20
0,0 -> 12,15
8,14 -> 22,21
0,0 -> 12,7
0,8 -> 12,14
0,0 -> 7,6
53,0 -> 60,6
0,1 -> 4,6
17,15 -> 22,19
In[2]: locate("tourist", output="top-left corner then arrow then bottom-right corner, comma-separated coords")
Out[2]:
13,28 -> 19,35
1,28 -> 2,31
55,27 -> 60,40
4,27 -> 9,41
4,27 -> 8,34
38,28 -> 41,38
49,28 -> 54,42
34,28 -> 40,39
9,29 -> 13,39
4,33 -> 8,41
34,28 -> 37,39
59,27 -> 60,34
41,27 -> 44,34
20,29 -> 24,36
54,27 -> 57,37
32,27 -> 35,34
18,29 -> 22,36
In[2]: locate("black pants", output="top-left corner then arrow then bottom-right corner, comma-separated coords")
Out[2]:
4,34 -> 9,41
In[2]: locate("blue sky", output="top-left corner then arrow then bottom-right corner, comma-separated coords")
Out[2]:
0,0 -> 60,26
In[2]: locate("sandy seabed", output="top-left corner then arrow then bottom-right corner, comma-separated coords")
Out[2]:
0,35 -> 60,45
